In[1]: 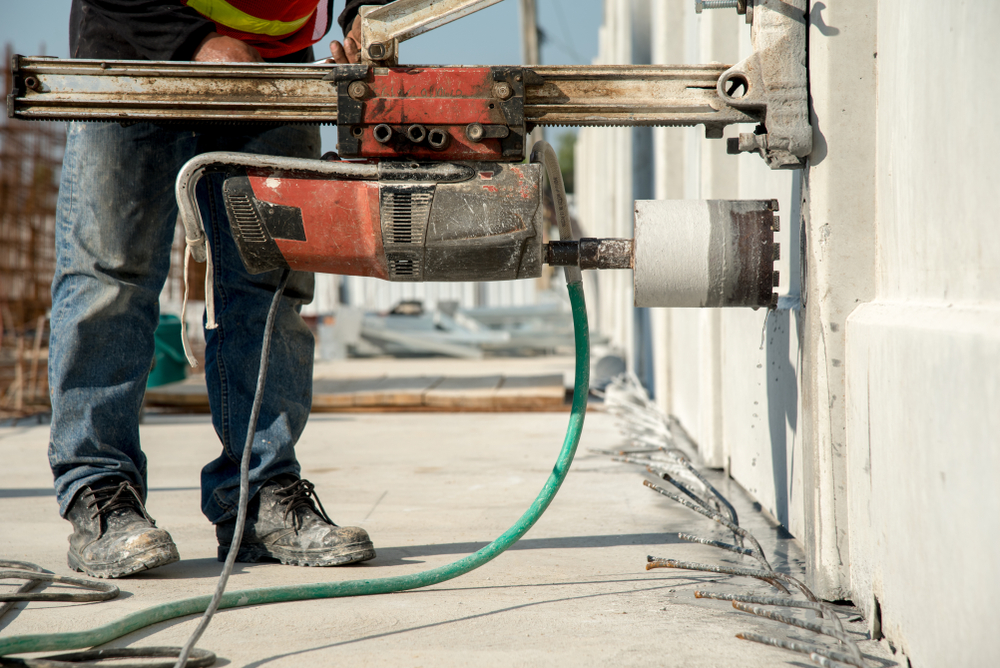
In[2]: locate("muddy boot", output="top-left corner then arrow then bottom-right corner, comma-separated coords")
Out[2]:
216,475 -> 375,567
65,479 -> 180,578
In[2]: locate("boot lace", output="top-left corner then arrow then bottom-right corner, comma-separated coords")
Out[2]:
274,478 -> 335,529
88,481 -> 155,526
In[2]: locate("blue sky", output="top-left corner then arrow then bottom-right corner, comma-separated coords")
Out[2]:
1,0 -> 604,148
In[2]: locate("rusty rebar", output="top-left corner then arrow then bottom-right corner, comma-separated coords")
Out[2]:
645,558 -> 791,595
693,591 -> 843,631
675,457 -> 739,527
806,653 -> 858,668
650,466 -> 740,544
677,533 -> 770,570
643,480 -> 769,568
732,602 -> 864,664
736,631 -> 864,668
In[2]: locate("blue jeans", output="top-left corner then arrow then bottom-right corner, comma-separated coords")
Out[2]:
49,121 -> 320,524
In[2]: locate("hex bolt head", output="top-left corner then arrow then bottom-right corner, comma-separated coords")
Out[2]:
493,82 -> 513,100
348,81 -> 368,100
465,123 -> 485,142
367,42 -> 386,60
407,124 -> 428,144
373,124 -> 393,144
427,128 -> 450,150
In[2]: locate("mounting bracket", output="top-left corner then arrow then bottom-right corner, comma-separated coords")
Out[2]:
719,0 -> 811,169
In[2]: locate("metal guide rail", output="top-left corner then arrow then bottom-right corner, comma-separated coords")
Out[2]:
8,56 -> 759,162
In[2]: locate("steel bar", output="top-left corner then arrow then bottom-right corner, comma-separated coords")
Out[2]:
735,631 -> 864,668
693,591 -> 844,632
655,472 -> 717,513
676,458 -> 739,527
806,654 -> 858,668
677,533 -> 771,570
9,58 -> 761,129
732,602 -> 864,665
645,460 -> 740,537
646,558 -> 826,600
8,59 -> 342,124
647,558 -> 790,595
643,480 -> 769,567
526,65 -> 757,127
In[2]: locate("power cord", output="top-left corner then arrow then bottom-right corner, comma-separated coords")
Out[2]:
173,269 -> 291,668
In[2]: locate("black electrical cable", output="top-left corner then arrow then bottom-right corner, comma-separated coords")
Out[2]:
172,268 -> 291,668
1,647 -> 216,668
0,561 -> 119,624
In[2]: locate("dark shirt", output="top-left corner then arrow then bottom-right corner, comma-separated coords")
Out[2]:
69,0 -> 331,63
68,0 -> 395,63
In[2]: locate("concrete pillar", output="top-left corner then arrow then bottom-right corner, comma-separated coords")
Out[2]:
801,0 -> 878,599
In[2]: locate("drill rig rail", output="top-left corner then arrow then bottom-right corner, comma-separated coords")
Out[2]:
8,56 -> 758,132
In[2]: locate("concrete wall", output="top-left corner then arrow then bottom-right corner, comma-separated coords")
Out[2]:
581,0 -> 1000,663
842,1 -> 1000,664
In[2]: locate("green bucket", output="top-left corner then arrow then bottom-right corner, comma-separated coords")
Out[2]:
147,314 -> 188,388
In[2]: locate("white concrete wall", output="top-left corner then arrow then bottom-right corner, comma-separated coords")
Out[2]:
578,0 -> 1000,666
572,1 -> 1000,661
842,1 -> 1000,664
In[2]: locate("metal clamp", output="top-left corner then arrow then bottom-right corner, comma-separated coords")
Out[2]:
717,0 -> 810,168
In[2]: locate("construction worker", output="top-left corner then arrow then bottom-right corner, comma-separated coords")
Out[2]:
49,0 -> 385,578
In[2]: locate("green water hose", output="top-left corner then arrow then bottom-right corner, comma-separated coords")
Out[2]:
0,143 -> 589,661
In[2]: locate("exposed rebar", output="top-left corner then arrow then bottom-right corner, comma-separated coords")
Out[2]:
646,558 -> 791,595
736,631 -> 864,668
675,458 -> 739,527
677,534 -> 770,570
693,591 -> 843,631
643,481 -> 769,569
732,602 -> 864,664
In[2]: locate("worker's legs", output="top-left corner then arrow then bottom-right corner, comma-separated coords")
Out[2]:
195,125 -> 320,524
49,121 -> 197,514
50,121 -> 371,572
194,126 -> 374,566
48,121 -> 194,577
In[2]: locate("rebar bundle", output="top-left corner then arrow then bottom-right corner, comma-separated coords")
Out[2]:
0,45 -> 64,417
600,373 -> 871,668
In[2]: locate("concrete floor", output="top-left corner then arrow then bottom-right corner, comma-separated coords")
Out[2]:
1,406 -> 897,667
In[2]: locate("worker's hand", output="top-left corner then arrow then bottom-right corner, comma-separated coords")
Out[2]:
329,16 -> 362,64
193,32 -> 264,63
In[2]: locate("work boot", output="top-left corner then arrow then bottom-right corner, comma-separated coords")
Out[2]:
216,475 -> 375,567
65,479 -> 180,578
